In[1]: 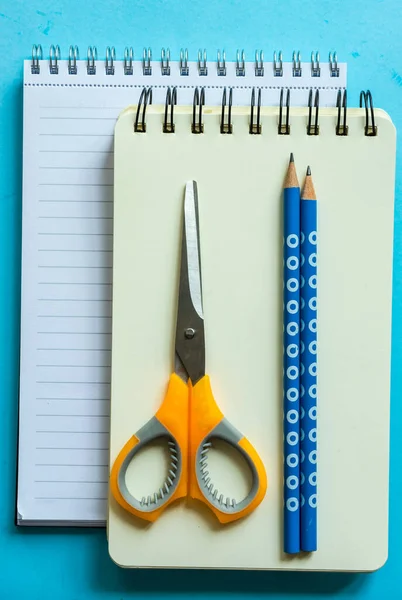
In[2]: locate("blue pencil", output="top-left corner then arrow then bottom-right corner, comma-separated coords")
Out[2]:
300,166 -> 318,552
283,153 -> 301,554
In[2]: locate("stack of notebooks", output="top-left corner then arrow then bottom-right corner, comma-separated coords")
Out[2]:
18,46 -> 395,572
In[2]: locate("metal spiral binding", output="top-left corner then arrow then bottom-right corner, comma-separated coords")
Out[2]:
220,87 -> 233,134
124,47 -> 133,75
311,51 -> 320,77
336,89 -> 348,136
87,46 -> 97,75
31,46 -> 344,82
278,88 -> 290,135
49,45 -> 60,74
217,50 -> 226,76
134,87 -> 152,133
329,51 -> 339,77
198,49 -> 208,76
180,48 -> 189,76
105,46 -> 115,75
360,90 -> 377,136
255,50 -> 264,76
161,48 -> 170,76
163,87 -> 177,133
192,87 -> 205,134
68,45 -> 79,75
143,47 -> 152,75
199,442 -> 237,509
31,45 -> 42,75
292,51 -> 302,77
307,88 -> 320,135
250,87 -> 262,135
236,49 -> 246,76
273,51 -> 283,77
139,441 -> 179,507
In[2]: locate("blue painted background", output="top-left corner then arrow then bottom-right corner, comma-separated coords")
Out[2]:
1,0 -> 401,597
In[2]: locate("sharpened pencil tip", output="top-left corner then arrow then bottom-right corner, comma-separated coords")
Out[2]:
289,153 -> 294,163
306,166 -> 311,176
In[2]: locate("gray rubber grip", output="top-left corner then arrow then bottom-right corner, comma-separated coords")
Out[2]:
194,417 -> 260,513
117,417 -> 182,513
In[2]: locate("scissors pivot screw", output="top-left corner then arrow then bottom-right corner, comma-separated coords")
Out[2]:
185,327 -> 195,339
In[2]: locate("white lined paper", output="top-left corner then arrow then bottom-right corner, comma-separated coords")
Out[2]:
18,60 -> 347,525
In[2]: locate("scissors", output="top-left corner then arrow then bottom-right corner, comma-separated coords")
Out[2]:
110,181 -> 267,523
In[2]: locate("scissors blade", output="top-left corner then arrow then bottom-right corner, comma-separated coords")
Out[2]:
175,181 -> 205,385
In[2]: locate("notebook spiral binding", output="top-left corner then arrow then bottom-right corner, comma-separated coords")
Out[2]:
32,45 -> 342,78
133,86 -> 376,137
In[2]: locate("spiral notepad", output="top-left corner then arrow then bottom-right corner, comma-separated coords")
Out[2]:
108,97 -> 394,571
17,44 -> 351,529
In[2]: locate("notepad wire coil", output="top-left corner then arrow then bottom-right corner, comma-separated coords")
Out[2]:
31,45 -> 343,78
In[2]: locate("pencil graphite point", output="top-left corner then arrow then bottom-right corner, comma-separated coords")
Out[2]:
284,154 -> 299,189
301,167 -> 316,200
290,153 -> 294,163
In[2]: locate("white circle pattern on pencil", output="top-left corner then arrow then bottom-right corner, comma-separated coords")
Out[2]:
309,253 -> 317,267
284,222 -> 300,523
287,300 -> 299,314
309,319 -> 317,332
287,453 -> 299,467
309,362 -> 317,376
287,234 -> 299,248
287,476 -> 299,490
286,498 -> 299,512
309,384 -> 317,398
287,432 -> 299,445
287,322 -> 299,335
309,275 -> 317,288
286,388 -> 299,402
287,344 -> 299,358
300,220 -> 318,519
287,256 -> 299,270
287,278 -> 299,292
287,387 -> 299,401
287,366 -> 298,380
287,410 -> 299,424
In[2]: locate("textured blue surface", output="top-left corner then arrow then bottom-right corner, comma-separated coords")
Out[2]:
0,0 -> 401,598
283,185 -> 301,555
300,195 -> 318,552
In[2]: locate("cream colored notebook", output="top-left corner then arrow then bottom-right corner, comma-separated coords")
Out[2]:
109,101 -> 395,571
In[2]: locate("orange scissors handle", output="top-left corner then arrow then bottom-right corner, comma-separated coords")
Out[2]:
189,375 -> 267,524
110,374 -> 188,522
